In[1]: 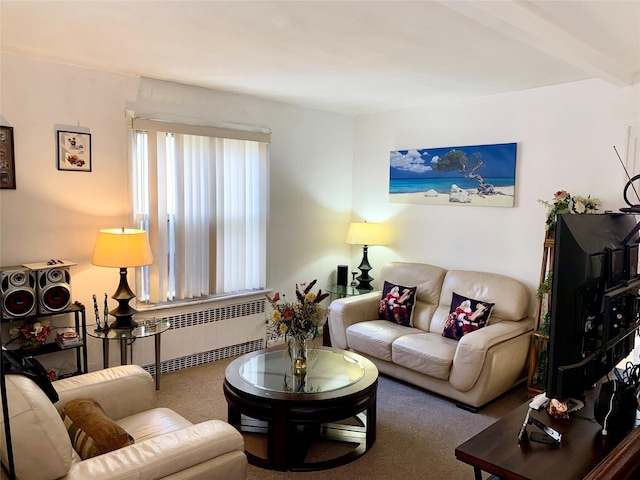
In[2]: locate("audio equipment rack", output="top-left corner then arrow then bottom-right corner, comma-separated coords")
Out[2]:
1,302 -> 87,376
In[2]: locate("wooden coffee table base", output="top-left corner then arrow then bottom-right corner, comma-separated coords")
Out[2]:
229,410 -> 374,471
223,347 -> 378,471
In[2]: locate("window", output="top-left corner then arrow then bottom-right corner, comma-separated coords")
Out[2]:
130,118 -> 269,304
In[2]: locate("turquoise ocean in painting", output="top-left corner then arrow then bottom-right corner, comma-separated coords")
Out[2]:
389,177 -> 514,194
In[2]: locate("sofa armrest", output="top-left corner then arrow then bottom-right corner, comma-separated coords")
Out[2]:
64,419 -> 245,480
53,365 -> 156,419
449,318 -> 534,391
328,292 -> 381,349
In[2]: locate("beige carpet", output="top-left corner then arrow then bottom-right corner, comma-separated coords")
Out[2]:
156,355 -> 528,480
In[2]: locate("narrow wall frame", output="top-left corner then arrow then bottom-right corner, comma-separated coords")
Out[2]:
0,126 -> 16,189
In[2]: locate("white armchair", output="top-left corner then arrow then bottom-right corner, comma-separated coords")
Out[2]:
1,365 -> 246,480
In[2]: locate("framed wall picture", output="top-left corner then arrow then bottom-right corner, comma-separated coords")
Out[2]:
57,130 -> 91,172
389,142 -> 517,207
0,126 -> 16,189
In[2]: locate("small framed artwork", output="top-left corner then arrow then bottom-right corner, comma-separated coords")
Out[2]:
57,130 -> 91,172
0,126 -> 16,189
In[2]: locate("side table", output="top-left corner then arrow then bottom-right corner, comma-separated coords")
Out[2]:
324,284 -> 370,346
86,320 -> 170,390
455,385 -> 620,480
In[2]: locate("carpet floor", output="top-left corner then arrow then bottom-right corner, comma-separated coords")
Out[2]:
156,355 -> 528,480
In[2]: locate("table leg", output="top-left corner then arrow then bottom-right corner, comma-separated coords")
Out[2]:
367,394 -> 377,448
102,339 -> 109,369
120,337 -> 128,364
228,404 -> 241,426
155,332 -> 161,390
271,404 -> 288,470
473,466 -> 483,480
322,323 -> 332,346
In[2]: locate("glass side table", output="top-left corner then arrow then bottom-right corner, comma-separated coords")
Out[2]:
86,320 -> 170,390
326,284 -> 369,300
323,284 -> 374,346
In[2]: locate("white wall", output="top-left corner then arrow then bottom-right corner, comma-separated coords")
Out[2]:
0,52 -> 354,372
2,51 -> 638,372
352,79 -> 640,306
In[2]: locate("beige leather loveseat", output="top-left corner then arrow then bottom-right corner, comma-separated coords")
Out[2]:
1,364 -> 246,480
329,262 -> 534,410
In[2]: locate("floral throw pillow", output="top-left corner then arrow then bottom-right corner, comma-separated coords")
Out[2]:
379,281 -> 417,327
442,292 -> 494,341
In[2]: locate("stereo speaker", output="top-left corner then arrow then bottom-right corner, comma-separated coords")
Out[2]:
337,265 -> 349,286
37,267 -> 72,314
1,266 -> 37,319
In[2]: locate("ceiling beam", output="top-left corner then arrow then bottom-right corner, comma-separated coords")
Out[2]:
438,0 -> 637,86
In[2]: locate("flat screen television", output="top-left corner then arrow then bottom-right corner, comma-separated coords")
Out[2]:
546,212 -> 640,400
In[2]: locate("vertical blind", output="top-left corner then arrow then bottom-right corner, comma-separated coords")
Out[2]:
131,118 -> 269,304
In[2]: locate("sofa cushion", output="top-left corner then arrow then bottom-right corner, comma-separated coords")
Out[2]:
380,262 -> 448,331
379,281 -> 417,326
442,292 -> 494,340
61,398 -> 134,460
347,320 -> 416,361
439,269 -> 530,322
117,407 -> 193,443
392,333 -> 457,380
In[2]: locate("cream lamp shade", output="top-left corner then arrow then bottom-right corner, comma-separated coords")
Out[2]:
346,222 -> 388,246
346,221 -> 387,291
92,228 -> 153,329
92,228 -> 153,267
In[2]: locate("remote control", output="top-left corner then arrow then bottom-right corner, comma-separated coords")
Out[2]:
529,393 -> 549,410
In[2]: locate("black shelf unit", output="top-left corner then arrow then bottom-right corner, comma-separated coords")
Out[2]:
1,301 -> 87,376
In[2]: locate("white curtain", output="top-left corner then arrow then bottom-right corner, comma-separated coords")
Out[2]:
131,119 -> 268,304
216,138 -> 268,293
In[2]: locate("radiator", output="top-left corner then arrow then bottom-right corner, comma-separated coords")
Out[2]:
128,295 -> 267,375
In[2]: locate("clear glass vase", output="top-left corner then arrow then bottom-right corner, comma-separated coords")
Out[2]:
288,335 -> 307,373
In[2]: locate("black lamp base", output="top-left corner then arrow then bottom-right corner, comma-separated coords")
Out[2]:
109,267 -> 139,329
356,245 -> 374,291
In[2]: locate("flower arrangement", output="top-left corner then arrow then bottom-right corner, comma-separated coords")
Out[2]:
8,321 -> 51,348
266,279 -> 329,343
538,190 -> 602,231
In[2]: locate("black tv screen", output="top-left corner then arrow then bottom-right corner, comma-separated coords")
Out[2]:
546,213 -> 640,400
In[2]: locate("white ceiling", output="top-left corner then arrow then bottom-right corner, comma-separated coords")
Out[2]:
1,0 -> 639,115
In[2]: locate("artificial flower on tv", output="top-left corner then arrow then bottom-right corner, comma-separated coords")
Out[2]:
538,190 -> 601,230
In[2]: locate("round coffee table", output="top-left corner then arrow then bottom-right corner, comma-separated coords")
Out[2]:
223,346 -> 378,471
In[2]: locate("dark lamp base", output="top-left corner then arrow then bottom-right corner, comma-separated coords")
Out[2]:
110,317 -> 138,330
109,267 -> 139,329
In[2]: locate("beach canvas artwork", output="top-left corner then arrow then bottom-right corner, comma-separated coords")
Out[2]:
389,142 -> 517,207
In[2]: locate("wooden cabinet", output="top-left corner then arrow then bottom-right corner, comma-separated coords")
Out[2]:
2,302 -> 87,376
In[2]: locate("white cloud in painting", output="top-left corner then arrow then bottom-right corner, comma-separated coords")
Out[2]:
390,149 -> 432,173
431,155 -> 440,164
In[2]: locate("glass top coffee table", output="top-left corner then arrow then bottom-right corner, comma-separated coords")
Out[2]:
223,346 -> 378,471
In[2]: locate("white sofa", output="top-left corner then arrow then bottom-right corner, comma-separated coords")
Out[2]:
329,262 -> 534,410
1,364 -> 246,480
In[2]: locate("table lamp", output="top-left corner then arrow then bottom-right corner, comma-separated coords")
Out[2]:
346,221 -> 387,291
91,228 -> 153,329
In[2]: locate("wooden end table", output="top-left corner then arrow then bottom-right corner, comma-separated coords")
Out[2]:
455,388 -> 625,480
